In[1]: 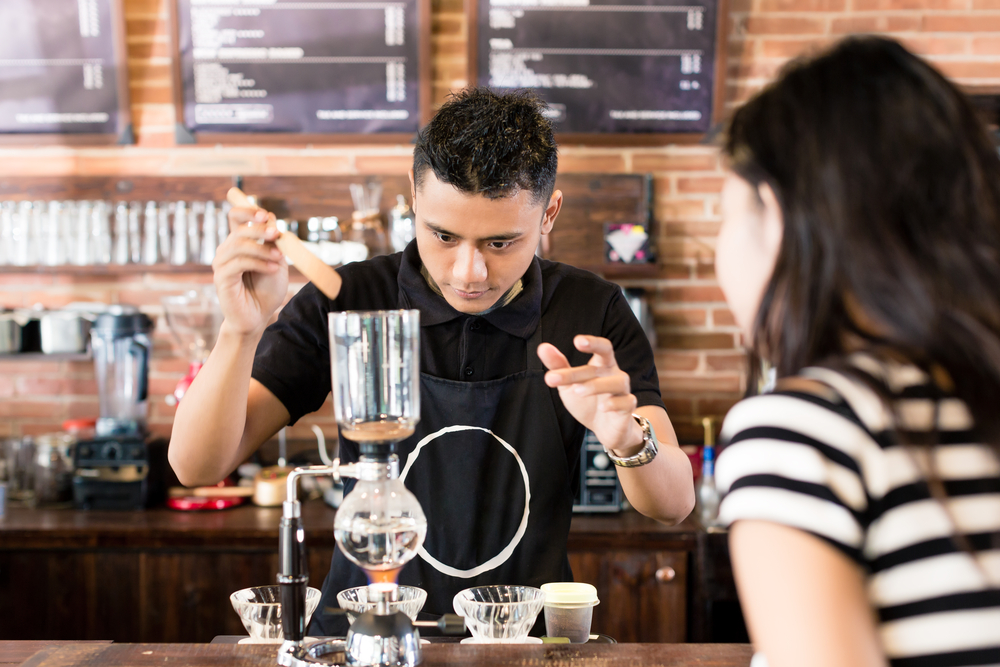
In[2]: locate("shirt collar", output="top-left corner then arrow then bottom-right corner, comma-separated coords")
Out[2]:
397,241 -> 542,339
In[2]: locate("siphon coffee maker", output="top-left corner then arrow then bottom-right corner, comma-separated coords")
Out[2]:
277,310 -> 463,667
72,308 -> 166,510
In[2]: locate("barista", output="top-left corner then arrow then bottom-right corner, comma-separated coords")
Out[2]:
168,88 -> 695,635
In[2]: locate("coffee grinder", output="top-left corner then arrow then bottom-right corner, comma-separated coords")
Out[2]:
277,310 -> 463,667
73,307 -> 167,510
161,287 -> 222,405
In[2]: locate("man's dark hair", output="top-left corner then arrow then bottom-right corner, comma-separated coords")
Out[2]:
413,87 -> 558,205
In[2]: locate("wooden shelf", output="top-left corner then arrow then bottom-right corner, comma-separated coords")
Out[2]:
0,352 -> 91,361
0,264 -> 311,280
0,263 -> 213,275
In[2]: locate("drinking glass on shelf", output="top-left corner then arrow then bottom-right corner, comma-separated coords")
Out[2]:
92,201 -> 112,265
27,201 -> 44,266
0,202 -> 13,266
171,201 -> 189,265
157,201 -> 172,264
189,201 -> 203,264
60,200 -> 77,263
71,200 -> 92,265
40,200 -> 62,266
142,201 -> 158,265
218,201 -> 231,248
200,201 -> 218,265
113,202 -> 129,264
10,202 -> 32,267
128,201 -> 142,264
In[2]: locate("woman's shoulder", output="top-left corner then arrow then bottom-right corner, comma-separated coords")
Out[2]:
716,373 -> 878,560
721,373 -> 874,455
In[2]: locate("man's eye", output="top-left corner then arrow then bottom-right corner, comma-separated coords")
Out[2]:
489,241 -> 514,250
435,233 -> 455,243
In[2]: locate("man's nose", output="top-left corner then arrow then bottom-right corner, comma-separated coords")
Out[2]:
453,243 -> 488,285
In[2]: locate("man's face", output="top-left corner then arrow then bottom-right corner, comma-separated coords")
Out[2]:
410,169 -> 562,314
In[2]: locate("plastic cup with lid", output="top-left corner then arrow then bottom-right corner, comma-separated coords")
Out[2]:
541,582 -> 599,643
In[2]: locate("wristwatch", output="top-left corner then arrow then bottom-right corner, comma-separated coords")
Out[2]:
604,414 -> 659,468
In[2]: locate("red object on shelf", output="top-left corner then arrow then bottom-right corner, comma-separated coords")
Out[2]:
63,418 -> 97,431
168,360 -> 205,405
62,418 -> 98,441
166,496 -> 245,511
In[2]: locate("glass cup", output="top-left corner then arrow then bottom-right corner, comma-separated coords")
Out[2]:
230,585 -> 321,642
336,585 -> 427,624
453,585 -> 545,643
540,582 -> 599,643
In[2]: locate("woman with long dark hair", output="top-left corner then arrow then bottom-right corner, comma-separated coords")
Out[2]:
714,36 -> 1000,667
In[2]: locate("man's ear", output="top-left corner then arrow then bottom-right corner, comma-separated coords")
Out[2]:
541,190 -> 563,235
408,168 -> 417,212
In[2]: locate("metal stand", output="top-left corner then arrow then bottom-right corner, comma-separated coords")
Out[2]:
275,461 -> 463,667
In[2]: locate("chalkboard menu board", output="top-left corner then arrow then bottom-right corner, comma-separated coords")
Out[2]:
172,0 -> 430,142
470,0 -> 724,139
0,0 -> 130,143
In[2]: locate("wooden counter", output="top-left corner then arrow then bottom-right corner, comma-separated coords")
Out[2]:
10,641 -> 754,667
0,504 -> 713,644
0,503 -> 696,549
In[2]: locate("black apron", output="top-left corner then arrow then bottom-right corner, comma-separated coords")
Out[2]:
311,324 -> 575,636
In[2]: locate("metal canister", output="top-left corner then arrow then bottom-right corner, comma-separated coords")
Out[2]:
0,311 -> 22,353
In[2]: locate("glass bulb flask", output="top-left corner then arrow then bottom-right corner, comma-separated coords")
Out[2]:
334,456 -> 426,584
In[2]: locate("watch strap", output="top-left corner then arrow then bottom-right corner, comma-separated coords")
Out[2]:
604,414 -> 659,468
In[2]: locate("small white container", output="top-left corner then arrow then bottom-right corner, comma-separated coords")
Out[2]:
541,582 -> 599,643
39,311 -> 92,354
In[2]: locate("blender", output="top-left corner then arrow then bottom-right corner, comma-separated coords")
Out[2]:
276,310 -> 463,667
161,288 -> 223,405
72,308 -> 166,510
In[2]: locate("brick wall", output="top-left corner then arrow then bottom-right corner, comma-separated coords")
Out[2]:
2,0 -> 998,443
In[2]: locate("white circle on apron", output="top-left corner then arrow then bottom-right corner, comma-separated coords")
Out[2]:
399,424 -> 531,579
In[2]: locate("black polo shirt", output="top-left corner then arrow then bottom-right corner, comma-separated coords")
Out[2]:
252,241 -> 665,466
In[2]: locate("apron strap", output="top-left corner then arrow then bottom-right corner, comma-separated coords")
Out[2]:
526,323 -> 545,372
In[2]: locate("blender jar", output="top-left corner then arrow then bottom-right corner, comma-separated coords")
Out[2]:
91,310 -> 153,437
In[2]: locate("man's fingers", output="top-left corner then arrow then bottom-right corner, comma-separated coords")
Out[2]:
546,365 -> 608,387
212,239 -> 283,278
215,236 -> 281,263
232,223 -> 280,243
568,373 -> 631,398
537,342 -> 571,372
574,335 -> 618,368
220,256 -> 282,276
228,206 -> 268,232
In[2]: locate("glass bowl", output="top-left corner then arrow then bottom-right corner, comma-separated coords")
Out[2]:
336,585 -> 427,624
452,585 -> 545,643
230,585 -> 321,641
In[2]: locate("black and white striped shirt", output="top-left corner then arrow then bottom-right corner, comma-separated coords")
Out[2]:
716,355 -> 1000,667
